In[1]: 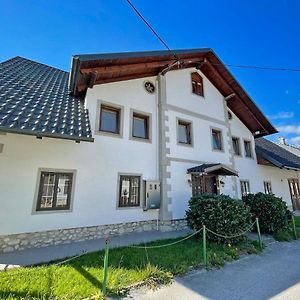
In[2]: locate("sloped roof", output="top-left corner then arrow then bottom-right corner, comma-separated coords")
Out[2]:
277,143 -> 300,157
69,48 -> 277,138
255,138 -> 300,170
187,163 -> 238,176
0,57 -> 93,142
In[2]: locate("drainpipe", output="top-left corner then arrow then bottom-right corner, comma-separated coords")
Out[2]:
156,61 -> 180,222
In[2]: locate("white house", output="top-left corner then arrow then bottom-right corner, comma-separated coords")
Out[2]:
1,49 -> 300,253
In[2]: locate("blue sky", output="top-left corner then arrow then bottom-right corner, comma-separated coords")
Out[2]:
1,0 -> 299,145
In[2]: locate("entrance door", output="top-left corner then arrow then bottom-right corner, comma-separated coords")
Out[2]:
191,175 -> 218,196
288,178 -> 300,210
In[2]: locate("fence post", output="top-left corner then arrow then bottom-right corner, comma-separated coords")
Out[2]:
292,215 -> 297,240
255,218 -> 262,249
202,225 -> 207,268
102,236 -> 110,295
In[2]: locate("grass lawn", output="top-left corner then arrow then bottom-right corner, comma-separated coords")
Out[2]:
273,216 -> 300,242
0,236 -> 261,299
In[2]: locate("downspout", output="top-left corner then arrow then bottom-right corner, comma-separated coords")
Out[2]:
156,61 -> 181,222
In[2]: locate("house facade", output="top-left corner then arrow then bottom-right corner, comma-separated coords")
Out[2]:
1,49 -> 300,253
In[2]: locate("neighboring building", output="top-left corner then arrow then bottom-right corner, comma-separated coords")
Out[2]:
0,49 -> 299,253
277,137 -> 300,157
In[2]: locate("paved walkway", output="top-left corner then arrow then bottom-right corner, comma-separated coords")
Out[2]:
124,239 -> 300,300
0,229 -> 191,266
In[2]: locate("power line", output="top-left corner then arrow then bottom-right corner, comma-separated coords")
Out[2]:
125,0 -> 180,62
213,63 -> 300,72
125,0 -> 300,73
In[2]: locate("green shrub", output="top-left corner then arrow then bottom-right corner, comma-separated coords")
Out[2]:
242,192 -> 292,234
186,194 -> 252,244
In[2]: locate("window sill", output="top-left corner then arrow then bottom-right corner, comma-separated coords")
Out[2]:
116,205 -> 142,210
130,136 -> 152,143
177,142 -> 193,148
32,209 -> 72,215
95,130 -> 123,139
212,148 -> 225,153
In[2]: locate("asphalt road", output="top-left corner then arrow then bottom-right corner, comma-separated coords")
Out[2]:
124,240 -> 300,300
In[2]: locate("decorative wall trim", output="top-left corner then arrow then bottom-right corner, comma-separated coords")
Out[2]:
166,104 -> 226,126
0,219 -> 188,253
158,75 -> 172,220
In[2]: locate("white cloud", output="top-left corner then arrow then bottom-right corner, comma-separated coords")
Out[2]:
268,111 -> 294,120
290,136 -> 300,144
277,125 -> 300,135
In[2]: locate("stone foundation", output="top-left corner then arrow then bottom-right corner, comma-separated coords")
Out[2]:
0,219 -> 187,253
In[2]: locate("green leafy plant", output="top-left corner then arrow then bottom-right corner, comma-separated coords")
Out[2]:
186,194 -> 252,244
243,192 -> 292,234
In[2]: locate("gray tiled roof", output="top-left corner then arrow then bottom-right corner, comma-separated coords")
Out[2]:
255,138 -> 300,170
0,57 -> 93,142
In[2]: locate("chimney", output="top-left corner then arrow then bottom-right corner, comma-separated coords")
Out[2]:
278,136 -> 286,145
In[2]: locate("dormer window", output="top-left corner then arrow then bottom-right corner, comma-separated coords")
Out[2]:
191,72 -> 204,97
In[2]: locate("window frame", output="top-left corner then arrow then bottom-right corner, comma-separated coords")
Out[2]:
118,174 -> 141,208
240,180 -> 250,196
95,100 -> 124,138
130,109 -> 152,143
211,128 -> 224,151
33,168 -> 76,214
177,118 -> 193,146
232,136 -> 241,156
263,181 -> 272,194
243,139 -> 253,158
191,72 -> 204,97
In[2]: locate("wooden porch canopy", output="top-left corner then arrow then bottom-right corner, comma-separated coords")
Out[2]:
187,163 -> 238,176
68,48 -> 277,137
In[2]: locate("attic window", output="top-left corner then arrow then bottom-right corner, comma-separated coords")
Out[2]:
191,72 -> 204,97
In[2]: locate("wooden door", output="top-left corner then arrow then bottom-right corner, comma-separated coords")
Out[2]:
288,179 -> 300,210
192,175 -> 218,196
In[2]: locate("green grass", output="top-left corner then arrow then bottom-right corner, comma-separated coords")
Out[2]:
273,216 -> 300,242
0,236 -> 262,299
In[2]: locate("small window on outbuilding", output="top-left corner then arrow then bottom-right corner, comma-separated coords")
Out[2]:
191,72 -> 204,97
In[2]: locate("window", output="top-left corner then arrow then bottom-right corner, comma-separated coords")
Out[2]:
244,140 -> 253,158
240,180 -> 250,196
212,129 -> 223,151
178,120 -> 192,145
132,113 -> 149,139
36,172 -> 73,211
232,137 -> 241,156
191,72 -> 204,96
99,105 -> 120,134
264,181 -> 272,194
119,175 -> 141,207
